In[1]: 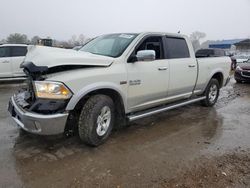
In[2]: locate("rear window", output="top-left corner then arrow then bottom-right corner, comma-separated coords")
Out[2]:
196,49 -> 225,58
165,37 -> 190,59
196,49 -> 214,58
11,46 -> 27,57
214,49 -> 226,56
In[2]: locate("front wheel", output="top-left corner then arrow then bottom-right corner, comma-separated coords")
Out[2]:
201,79 -> 220,107
78,95 -> 115,146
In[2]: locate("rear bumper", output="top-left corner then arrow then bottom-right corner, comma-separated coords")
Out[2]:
8,96 -> 68,135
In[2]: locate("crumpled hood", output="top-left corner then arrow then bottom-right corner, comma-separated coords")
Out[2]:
24,45 -> 114,68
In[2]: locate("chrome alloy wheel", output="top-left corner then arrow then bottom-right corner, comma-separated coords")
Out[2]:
96,106 -> 111,136
208,84 -> 218,103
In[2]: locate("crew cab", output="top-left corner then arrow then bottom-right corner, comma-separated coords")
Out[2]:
0,44 -> 27,80
8,32 -> 231,146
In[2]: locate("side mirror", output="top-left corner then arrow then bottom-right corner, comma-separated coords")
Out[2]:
136,50 -> 156,61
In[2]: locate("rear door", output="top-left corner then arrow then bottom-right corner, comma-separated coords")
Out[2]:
164,36 -> 197,100
0,46 -> 12,78
10,46 -> 27,77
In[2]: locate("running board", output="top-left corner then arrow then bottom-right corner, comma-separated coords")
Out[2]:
127,96 -> 206,122
0,77 -> 27,82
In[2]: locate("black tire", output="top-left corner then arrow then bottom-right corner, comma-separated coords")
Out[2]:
201,79 -> 220,107
235,79 -> 242,83
78,94 -> 115,146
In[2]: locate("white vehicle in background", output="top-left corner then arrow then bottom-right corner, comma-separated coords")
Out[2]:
0,44 -> 27,80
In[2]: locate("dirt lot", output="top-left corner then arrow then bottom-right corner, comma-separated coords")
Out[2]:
0,78 -> 250,188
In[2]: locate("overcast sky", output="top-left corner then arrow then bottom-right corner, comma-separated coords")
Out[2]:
1,0 -> 250,41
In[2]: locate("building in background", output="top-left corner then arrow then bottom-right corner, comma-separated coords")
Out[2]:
37,38 -> 53,47
209,39 -> 244,49
208,39 -> 250,54
234,39 -> 250,51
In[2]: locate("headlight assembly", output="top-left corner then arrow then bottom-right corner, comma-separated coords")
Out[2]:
34,81 -> 73,99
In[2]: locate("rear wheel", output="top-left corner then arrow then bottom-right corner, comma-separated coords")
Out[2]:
78,94 -> 115,146
201,79 -> 220,107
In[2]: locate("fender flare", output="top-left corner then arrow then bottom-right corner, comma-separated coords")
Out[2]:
66,82 -> 127,111
202,68 -> 224,93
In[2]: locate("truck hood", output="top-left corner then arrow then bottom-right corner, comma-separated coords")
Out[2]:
24,45 -> 114,68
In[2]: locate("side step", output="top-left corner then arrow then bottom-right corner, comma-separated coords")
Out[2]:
127,96 -> 206,122
0,77 -> 27,82
0,77 -> 27,84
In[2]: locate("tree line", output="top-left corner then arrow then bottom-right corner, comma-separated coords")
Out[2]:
0,33 -> 90,48
1,31 -> 207,50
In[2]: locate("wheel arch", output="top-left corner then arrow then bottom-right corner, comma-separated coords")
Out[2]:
205,70 -> 224,90
199,70 -> 224,96
65,83 -> 127,130
211,72 -> 224,88
66,83 -> 126,111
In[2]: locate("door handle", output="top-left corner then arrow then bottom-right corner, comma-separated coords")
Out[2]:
2,60 -> 10,63
188,64 -> 196,68
158,67 -> 168,71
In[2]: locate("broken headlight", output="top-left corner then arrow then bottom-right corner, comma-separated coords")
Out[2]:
34,81 -> 73,99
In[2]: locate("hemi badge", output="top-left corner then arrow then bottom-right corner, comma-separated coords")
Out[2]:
120,81 -> 127,85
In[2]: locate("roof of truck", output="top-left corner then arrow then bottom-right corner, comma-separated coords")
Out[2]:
139,32 -> 187,38
101,32 -> 187,38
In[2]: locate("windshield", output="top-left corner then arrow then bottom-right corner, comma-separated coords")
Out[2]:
80,33 -> 138,57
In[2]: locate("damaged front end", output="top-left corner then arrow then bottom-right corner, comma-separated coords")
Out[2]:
8,62 -> 72,135
18,61 -> 71,114
8,45 -> 114,135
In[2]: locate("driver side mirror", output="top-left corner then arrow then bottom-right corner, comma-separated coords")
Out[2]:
136,50 -> 156,62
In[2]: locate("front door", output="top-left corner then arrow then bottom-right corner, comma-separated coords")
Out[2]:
126,36 -> 169,112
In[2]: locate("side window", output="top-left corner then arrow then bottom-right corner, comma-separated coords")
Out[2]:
11,47 -> 27,57
136,36 -> 164,60
0,47 -> 10,58
165,37 -> 190,59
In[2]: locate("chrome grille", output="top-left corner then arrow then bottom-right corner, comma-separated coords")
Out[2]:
242,71 -> 250,77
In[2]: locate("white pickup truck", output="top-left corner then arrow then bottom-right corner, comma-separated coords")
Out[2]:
0,44 -> 27,80
8,32 -> 231,146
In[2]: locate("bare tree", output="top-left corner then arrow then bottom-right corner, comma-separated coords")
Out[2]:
6,33 -> 29,44
190,31 -> 206,51
78,34 -> 86,45
0,39 -> 6,44
30,36 -> 41,45
68,35 -> 80,46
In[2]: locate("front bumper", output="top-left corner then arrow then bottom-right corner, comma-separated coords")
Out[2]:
8,96 -> 69,135
234,71 -> 250,82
